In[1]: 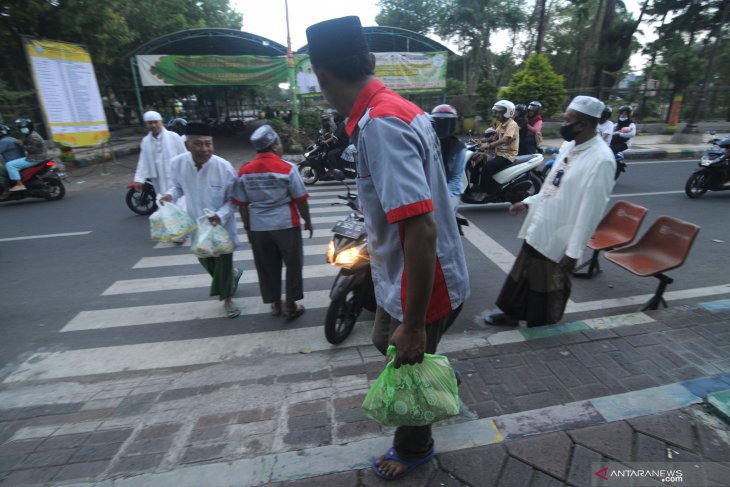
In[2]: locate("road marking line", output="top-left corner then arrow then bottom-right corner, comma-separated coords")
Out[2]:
134,244 -> 329,268
103,263 -> 339,295
62,289 -> 333,331
628,159 -> 696,165
0,231 -> 92,242
461,222 -> 516,274
611,190 -> 684,197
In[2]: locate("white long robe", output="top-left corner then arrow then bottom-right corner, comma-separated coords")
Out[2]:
519,135 -> 616,263
166,153 -> 239,249
134,128 -> 187,194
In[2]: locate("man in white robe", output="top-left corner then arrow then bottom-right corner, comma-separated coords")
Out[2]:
160,123 -> 242,319
134,110 -> 187,198
484,96 -> 616,327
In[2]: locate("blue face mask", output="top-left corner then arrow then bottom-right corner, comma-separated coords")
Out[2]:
20,128 -> 30,135
618,116 -> 628,122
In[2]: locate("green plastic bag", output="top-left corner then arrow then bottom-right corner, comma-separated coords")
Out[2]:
362,345 -> 460,426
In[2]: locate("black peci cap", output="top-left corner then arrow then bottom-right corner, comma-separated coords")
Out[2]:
185,122 -> 212,137
306,16 -> 370,66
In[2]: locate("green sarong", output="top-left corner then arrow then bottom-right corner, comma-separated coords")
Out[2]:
198,253 -> 234,301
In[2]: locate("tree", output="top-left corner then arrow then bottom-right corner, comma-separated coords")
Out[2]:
498,53 -> 566,117
375,0 -> 445,34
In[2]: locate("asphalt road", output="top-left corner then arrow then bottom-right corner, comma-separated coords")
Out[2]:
0,152 -> 728,379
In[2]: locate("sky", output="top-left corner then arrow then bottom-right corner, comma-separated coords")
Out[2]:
232,0 -> 650,72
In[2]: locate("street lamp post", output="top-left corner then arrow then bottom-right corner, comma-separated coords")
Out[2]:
285,0 -> 299,129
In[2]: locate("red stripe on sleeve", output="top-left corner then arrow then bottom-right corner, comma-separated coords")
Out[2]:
386,199 -> 433,224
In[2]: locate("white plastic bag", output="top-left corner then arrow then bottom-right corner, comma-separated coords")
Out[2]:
149,199 -> 196,242
191,209 -> 234,258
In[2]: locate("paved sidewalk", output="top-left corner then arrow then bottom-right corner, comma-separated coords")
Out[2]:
0,299 -> 729,486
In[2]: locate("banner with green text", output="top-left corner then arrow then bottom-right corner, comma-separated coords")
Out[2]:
136,55 -> 289,86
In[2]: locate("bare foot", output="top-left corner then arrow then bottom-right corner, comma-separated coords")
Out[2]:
375,454 -> 409,479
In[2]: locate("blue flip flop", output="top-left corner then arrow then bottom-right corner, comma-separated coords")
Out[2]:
372,447 -> 435,481
232,267 -> 243,295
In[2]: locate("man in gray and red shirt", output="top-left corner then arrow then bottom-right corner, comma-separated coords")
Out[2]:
231,124 -> 312,319
307,16 -> 470,481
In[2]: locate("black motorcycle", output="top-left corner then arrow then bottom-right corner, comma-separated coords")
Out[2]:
0,159 -> 65,203
324,172 -> 376,345
685,135 -> 730,198
298,132 -> 356,186
126,180 -> 157,215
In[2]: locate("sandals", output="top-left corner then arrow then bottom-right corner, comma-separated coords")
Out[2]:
271,300 -> 283,316
372,448 -> 435,481
284,303 -> 305,321
232,267 -> 243,295
225,304 -> 240,319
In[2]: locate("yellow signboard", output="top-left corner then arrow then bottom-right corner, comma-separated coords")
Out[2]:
25,38 -> 109,147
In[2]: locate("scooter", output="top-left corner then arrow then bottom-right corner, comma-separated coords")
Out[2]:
324,171 -> 376,344
0,159 -> 65,202
126,179 -> 157,215
685,134 -> 730,198
461,145 -> 544,204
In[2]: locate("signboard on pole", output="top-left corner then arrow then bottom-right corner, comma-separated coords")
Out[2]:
24,38 -> 109,147
136,55 -> 289,86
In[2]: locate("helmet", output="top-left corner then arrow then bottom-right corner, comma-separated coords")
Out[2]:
492,100 -> 515,119
15,118 -> 33,132
515,104 -> 527,114
0,124 -> 10,137
528,101 -> 542,112
717,136 -> 730,149
431,104 -> 458,138
601,106 -> 613,119
618,105 -> 633,116
166,117 -> 187,135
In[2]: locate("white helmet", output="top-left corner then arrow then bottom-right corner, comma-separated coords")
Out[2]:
492,100 -> 515,119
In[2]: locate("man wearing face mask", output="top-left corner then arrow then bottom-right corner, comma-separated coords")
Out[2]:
465,100 -> 519,202
484,96 -> 615,328
6,118 -> 48,192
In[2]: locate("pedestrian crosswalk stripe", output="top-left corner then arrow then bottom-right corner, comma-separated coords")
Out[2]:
133,244 -> 329,269
62,290 -> 333,332
153,233 -> 333,249
5,318 -> 484,383
103,263 -> 339,295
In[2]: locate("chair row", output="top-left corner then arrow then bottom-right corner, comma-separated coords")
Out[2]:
574,200 -> 701,311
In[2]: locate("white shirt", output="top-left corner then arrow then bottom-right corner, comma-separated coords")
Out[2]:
134,128 -> 187,192
597,120 -> 613,144
519,135 -> 616,262
167,153 -> 239,249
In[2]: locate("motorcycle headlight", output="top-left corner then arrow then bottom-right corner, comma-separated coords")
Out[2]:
334,246 -> 361,266
326,240 -> 335,263
700,159 -> 711,167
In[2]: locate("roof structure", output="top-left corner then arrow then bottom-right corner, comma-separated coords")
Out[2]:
128,28 -> 287,57
297,26 -> 454,55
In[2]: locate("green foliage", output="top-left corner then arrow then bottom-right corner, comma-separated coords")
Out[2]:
446,78 -> 466,96
474,78 -> 498,119
498,53 -> 567,117
375,0 -> 445,34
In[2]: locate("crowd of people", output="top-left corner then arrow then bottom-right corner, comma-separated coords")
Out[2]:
0,14 -> 637,482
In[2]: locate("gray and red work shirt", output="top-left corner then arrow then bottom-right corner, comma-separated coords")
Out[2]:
231,152 -> 309,231
347,79 -> 470,323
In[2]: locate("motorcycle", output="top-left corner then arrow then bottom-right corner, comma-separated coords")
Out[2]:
685,135 -> 730,198
0,159 -> 66,202
461,139 -> 544,204
125,179 -> 157,215
298,131 -> 357,185
324,171 -> 375,344
542,150 -> 625,181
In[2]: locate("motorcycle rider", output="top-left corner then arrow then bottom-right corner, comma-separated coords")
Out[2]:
597,106 -> 613,144
522,101 -> 543,155
166,118 -> 188,137
0,124 -> 25,193
319,113 -> 351,172
431,104 -> 467,211
6,119 -> 48,192
514,104 -> 530,155
134,111 -> 187,196
610,105 -> 636,154
466,99 -> 519,202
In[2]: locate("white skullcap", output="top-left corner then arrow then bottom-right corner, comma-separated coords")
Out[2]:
250,124 -> 278,150
143,111 -> 162,122
567,96 -> 604,118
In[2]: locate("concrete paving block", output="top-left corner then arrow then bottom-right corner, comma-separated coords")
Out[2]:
591,383 -> 701,422
583,313 -> 654,330
628,410 -> 698,452
520,322 -> 589,341
438,443 -> 507,487
498,456 -> 534,487
566,444 -> 603,486
434,418 -> 504,451
634,432 -> 667,461
681,376 -> 730,399
495,401 -> 603,441
569,421 -> 633,462
488,330 -> 525,346
707,389 -> 730,423
506,431 -> 573,480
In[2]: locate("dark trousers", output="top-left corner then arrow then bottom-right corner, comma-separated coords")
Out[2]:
371,304 -> 463,460
327,147 -> 347,171
472,156 -> 512,193
248,227 -> 304,303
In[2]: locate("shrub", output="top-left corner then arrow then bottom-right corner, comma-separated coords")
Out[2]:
498,54 -> 568,117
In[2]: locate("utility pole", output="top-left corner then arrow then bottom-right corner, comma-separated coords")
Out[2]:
285,0 -> 299,128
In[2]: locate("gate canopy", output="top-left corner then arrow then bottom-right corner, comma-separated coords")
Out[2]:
129,28 -> 287,57
296,26 -> 454,55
